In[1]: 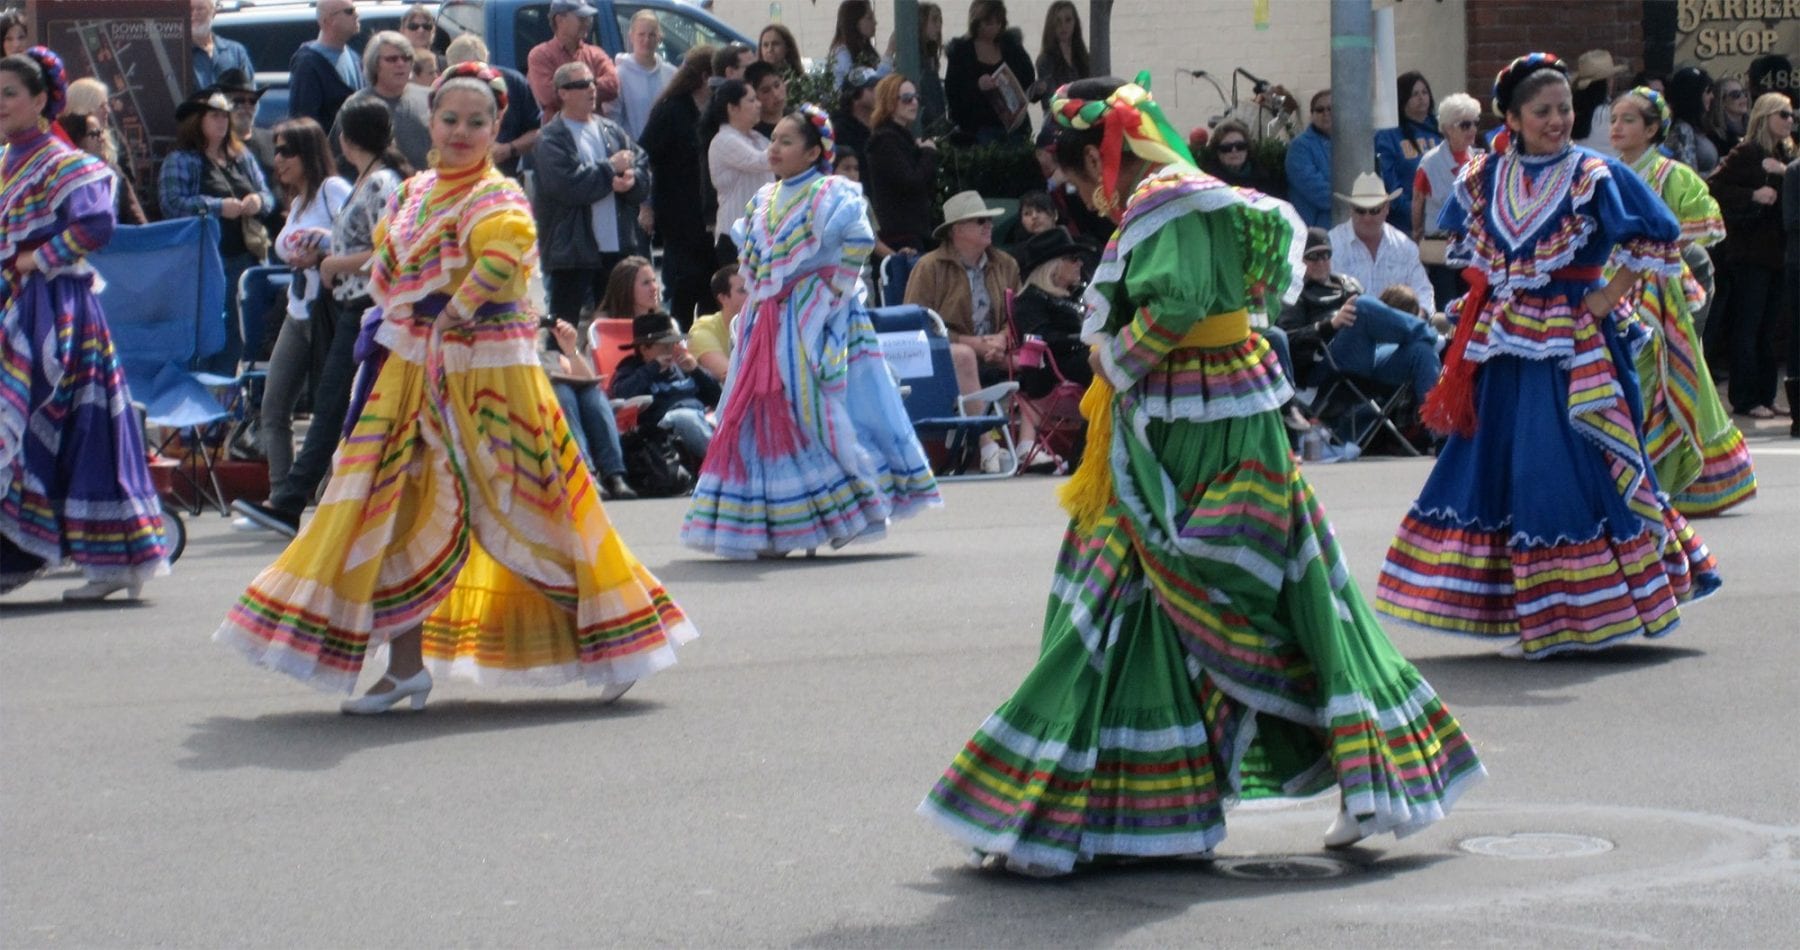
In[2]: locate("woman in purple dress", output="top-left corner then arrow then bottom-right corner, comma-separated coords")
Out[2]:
1,48 -> 167,601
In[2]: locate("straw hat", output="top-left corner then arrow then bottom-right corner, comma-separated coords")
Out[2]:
1572,49 -> 1630,91
1334,172 -> 1401,210
933,190 -> 1004,240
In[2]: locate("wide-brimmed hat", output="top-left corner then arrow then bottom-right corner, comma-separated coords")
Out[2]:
1335,172 -> 1400,210
175,91 -> 234,123
1015,228 -> 1094,277
1572,49 -> 1630,90
214,69 -> 266,101
933,190 -> 1004,240
623,312 -> 682,349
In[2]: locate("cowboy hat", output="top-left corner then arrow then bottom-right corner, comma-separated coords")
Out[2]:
933,190 -> 1004,240
1335,172 -> 1401,210
175,90 -> 234,123
213,69 -> 267,101
622,312 -> 683,350
1572,49 -> 1630,90
1014,228 -> 1094,278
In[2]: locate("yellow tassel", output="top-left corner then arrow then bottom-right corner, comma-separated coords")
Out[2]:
1058,375 -> 1117,535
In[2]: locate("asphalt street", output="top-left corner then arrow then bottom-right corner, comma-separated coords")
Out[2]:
4,427 -> 1797,948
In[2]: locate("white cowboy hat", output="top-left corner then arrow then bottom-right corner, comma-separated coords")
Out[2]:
1572,49 -> 1630,90
1334,172 -> 1401,210
933,190 -> 1004,240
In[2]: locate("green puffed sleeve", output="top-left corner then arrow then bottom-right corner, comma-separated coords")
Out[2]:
1096,209 -> 1249,388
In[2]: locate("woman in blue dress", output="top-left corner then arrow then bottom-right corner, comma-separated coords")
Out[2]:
1,48 -> 167,600
681,105 -> 939,559
1377,54 -> 1719,659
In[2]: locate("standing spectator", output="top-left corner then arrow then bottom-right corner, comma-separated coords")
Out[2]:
445,35 -> 540,179
334,31 -> 432,171
638,46 -> 714,327
287,0 -> 363,132
611,313 -> 723,461
711,43 -> 754,87
706,79 -> 771,265
535,61 -> 650,325
1783,155 -> 1799,438
902,190 -> 1020,471
398,4 -> 444,73
411,47 -> 440,88
1412,92 -> 1481,306
829,66 -> 878,164
232,99 -> 411,538
1328,172 -> 1435,315
756,23 -> 803,80
916,3 -> 947,131
1665,66 -> 1719,175
1374,70 -> 1441,230
1571,49 -> 1628,157
1200,118 -> 1280,196
744,60 -> 786,138
1706,75 -> 1749,155
1030,1 -> 1088,108
944,0 -> 1034,144
190,0 -> 253,92
1,10 -> 27,57
526,0 -> 618,121
159,89 -> 275,373
615,10 -> 675,139
257,118 -> 350,497
538,318 -> 635,500
58,111 -> 145,225
213,68 -> 275,180
827,0 -> 892,86
1708,93 -> 1794,419
686,264 -> 743,382
63,76 -> 150,220
1285,89 -> 1332,228
865,74 -> 939,254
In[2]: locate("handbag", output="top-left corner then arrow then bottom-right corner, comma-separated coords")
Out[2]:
1417,236 -> 1449,267
241,215 -> 271,260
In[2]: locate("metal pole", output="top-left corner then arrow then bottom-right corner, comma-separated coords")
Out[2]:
893,0 -> 920,135
1329,0 -> 1375,227
1089,0 -> 1112,77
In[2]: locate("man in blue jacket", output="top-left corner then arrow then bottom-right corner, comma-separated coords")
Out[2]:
288,0 -> 364,130
190,0 -> 254,92
1285,88 -> 1333,228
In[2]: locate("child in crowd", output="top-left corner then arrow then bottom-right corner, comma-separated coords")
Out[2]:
686,264 -> 744,383
611,312 -> 723,460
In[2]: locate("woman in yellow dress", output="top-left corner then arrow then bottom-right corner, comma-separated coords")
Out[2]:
215,63 -> 694,713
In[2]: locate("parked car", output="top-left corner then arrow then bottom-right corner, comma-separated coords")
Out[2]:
213,1 -> 433,127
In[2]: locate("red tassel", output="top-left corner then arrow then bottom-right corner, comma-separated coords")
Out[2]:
701,293 -> 807,482
1419,268 -> 1489,438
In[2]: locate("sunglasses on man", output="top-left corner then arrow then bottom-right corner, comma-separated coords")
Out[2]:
560,79 -> 595,91
1352,206 -> 1386,216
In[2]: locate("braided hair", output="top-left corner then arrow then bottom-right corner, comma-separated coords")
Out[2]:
792,102 -> 835,173
0,46 -> 69,120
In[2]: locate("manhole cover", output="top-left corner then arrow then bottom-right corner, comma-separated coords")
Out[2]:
1209,856 -> 1354,880
1458,832 -> 1615,859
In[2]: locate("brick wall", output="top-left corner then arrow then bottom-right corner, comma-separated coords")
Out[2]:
1464,0 -> 1645,111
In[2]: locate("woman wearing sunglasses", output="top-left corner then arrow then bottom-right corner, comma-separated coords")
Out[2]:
399,4 -> 446,72
1410,91 -> 1482,305
333,30 -> 432,171
1198,118 -> 1279,198
862,74 -> 938,257
1706,92 -> 1795,422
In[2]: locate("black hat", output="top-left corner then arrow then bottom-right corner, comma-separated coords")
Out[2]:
1303,226 -> 1330,255
175,89 -> 234,123
1015,227 -> 1094,278
214,69 -> 266,100
623,312 -> 682,349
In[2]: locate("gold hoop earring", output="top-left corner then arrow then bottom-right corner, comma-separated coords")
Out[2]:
1091,186 -> 1117,218
426,147 -> 442,168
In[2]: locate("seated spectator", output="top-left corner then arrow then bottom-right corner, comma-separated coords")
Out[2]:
540,318 -> 636,500
1201,118 -> 1281,197
600,255 -> 664,323
527,0 -> 619,121
1285,89 -> 1333,227
1328,172 -> 1435,315
903,190 -> 1019,472
1277,228 -> 1441,403
688,264 -> 744,382
1374,70 -> 1442,230
57,111 -> 145,225
830,66 -> 880,166
705,78 -> 772,264
1010,228 -> 1091,399
333,30 -> 432,171
611,313 -> 723,461
1003,189 -> 1059,260
535,60 -> 651,324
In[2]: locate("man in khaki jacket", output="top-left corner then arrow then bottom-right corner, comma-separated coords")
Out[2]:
904,191 -> 1021,410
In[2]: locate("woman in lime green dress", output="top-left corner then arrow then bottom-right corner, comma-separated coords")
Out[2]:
917,76 -> 1484,876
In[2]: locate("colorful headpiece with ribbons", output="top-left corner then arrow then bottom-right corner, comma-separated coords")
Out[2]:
431,60 -> 509,113
1049,71 -> 1197,210
23,47 -> 69,120
795,102 -> 836,172
1626,85 -> 1672,139
1491,52 -> 1567,117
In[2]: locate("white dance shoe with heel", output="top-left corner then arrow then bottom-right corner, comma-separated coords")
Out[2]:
339,670 -> 433,715
62,580 -> 143,602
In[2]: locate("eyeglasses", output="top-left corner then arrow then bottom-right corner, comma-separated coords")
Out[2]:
1215,141 -> 1248,153
559,79 -> 595,90
898,92 -> 918,104
1724,88 -> 1747,99
1352,206 -> 1386,216
83,128 -> 104,141
1452,120 -> 1477,130
1303,250 -> 1332,262
380,53 -> 412,64
404,21 -> 433,31
273,144 -> 297,158
1778,110 -> 1796,120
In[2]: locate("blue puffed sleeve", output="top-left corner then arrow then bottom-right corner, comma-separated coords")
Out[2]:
1592,155 -> 1682,275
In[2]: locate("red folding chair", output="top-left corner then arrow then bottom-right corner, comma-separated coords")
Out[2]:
1003,289 -> 1087,474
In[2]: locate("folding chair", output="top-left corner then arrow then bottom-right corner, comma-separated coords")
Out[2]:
586,317 -> 653,432
94,217 -> 239,515
1003,289 -> 1086,474
1311,346 -> 1427,457
878,253 -> 915,307
220,265 -> 291,460
867,304 -> 1019,480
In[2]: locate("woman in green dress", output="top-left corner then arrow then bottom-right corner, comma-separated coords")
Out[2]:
917,76 -> 1485,876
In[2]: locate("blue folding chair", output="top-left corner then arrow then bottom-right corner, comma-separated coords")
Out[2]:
223,265 -> 292,458
94,217 -> 237,515
867,304 -> 1018,479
